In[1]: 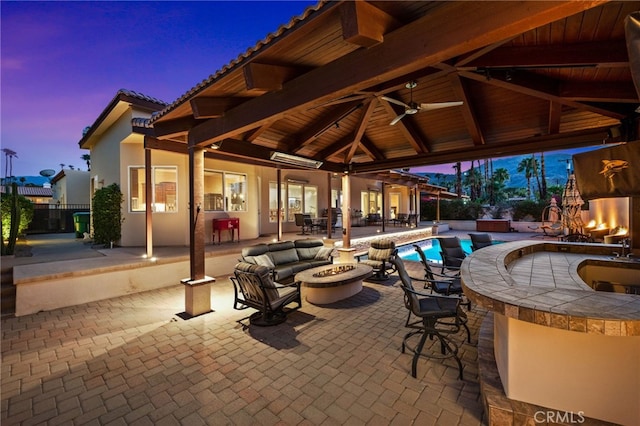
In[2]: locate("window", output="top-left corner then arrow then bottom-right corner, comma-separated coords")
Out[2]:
129,166 -> 177,212
361,190 -> 381,214
204,170 -> 247,212
226,173 -> 246,212
269,181 -> 318,222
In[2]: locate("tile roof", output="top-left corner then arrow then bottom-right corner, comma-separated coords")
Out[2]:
0,186 -> 52,197
150,1 -> 326,123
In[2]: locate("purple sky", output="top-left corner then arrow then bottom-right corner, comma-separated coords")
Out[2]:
1,0 -> 316,177
2,1 -> 597,179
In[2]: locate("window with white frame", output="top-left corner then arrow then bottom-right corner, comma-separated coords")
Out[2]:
204,170 -> 247,212
129,166 -> 177,212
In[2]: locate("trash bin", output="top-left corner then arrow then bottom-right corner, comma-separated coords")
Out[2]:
72,212 -> 90,238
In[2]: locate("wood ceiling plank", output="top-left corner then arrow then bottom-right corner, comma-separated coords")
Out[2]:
459,69 -> 627,119
188,1 -> 603,147
243,63 -> 306,91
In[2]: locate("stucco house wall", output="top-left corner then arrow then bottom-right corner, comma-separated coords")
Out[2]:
51,169 -> 90,205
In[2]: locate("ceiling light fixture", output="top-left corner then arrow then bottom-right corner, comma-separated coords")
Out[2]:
270,152 -> 323,169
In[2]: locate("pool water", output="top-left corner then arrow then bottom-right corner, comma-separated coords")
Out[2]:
398,239 -> 500,263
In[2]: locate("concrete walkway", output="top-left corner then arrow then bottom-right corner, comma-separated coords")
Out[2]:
1,227 -> 540,425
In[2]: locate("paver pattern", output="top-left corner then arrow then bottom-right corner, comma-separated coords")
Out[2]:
2,260 -> 486,425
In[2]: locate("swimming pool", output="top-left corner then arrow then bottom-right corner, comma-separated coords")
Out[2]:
398,238 -> 501,263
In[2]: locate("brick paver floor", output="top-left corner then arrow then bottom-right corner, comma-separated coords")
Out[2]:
1,260 -> 486,425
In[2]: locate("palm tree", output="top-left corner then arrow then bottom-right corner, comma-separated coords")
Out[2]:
530,154 -> 542,200
539,152 -> 547,200
59,163 -> 65,170
492,167 -> 510,203
453,162 -> 462,197
81,154 -> 91,171
516,157 -> 535,200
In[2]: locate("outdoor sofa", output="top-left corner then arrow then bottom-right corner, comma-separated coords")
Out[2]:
240,238 -> 333,282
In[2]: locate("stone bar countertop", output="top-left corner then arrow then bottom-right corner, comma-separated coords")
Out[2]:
461,240 -> 640,336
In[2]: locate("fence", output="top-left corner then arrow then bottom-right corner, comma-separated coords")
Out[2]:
27,204 -> 90,234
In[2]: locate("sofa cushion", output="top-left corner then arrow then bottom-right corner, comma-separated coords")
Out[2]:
241,244 -> 269,264
254,254 -> 275,268
314,246 -> 333,260
294,238 -> 324,259
268,241 -> 299,265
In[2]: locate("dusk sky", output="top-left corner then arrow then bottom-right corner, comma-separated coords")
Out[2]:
2,1 -> 597,180
1,0 -> 316,177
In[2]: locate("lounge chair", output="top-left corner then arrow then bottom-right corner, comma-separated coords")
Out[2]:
230,262 -> 302,326
392,256 -> 467,379
469,233 -> 493,251
436,237 -> 468,275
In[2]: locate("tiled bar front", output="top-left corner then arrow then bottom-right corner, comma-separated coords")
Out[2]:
461,240 -> 640,425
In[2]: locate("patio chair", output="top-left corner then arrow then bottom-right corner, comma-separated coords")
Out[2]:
436,237 -> 468,275
468,233 -> 493,251
391,256 -> 466,379
294,213 -> 313,235
230,262 -> 302,326
413,244 -> 471,312
356,238 -> 397,280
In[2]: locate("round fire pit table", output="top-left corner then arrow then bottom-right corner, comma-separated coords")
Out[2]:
295,263 -> 373,305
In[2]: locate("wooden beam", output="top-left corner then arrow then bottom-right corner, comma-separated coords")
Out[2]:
359,135 -> 385,161
190,97 -> 245,119
188,1 -> 604,147
548,102 -> 562,134
153,116 -> 200,139
350,126 -> 612,173
459,41 -> 629,69
314,133 -> 356,160
559,81 -> 639,103
448,72 -> 485,145
144,137 -> 188,154
346,98 -> 377,163
243,63 -> 303,91
340,1 -> 401,47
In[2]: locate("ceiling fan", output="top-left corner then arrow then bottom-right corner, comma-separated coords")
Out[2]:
381,81 -> 463,125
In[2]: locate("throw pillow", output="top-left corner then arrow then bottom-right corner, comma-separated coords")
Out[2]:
254,254 -> 275,268
314,246 -> 333,260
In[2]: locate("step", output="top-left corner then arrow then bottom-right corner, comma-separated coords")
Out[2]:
1,267 -> 15,318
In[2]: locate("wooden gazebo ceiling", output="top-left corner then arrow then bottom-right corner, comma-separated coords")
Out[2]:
150,1 -> 640,174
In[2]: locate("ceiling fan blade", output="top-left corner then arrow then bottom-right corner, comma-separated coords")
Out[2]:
419,101 -> 463,111
390,113 -> 406,126
381,96 -> 410,109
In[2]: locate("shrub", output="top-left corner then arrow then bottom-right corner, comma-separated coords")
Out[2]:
510,199 -> 546,221
92,183 -> 123,247
420,199 -> 483,221
1,189 -> 34,240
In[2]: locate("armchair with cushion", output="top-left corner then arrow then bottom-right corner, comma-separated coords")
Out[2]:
356,238 -> 397,280
230,262 -> 302,326
391,256 -> 467,379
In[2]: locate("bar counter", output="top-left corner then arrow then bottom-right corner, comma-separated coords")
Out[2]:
461,240 -> 640,425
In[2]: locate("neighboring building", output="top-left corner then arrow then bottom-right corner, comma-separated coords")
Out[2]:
0,185 -> 52,204
50,169 -> 90,206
